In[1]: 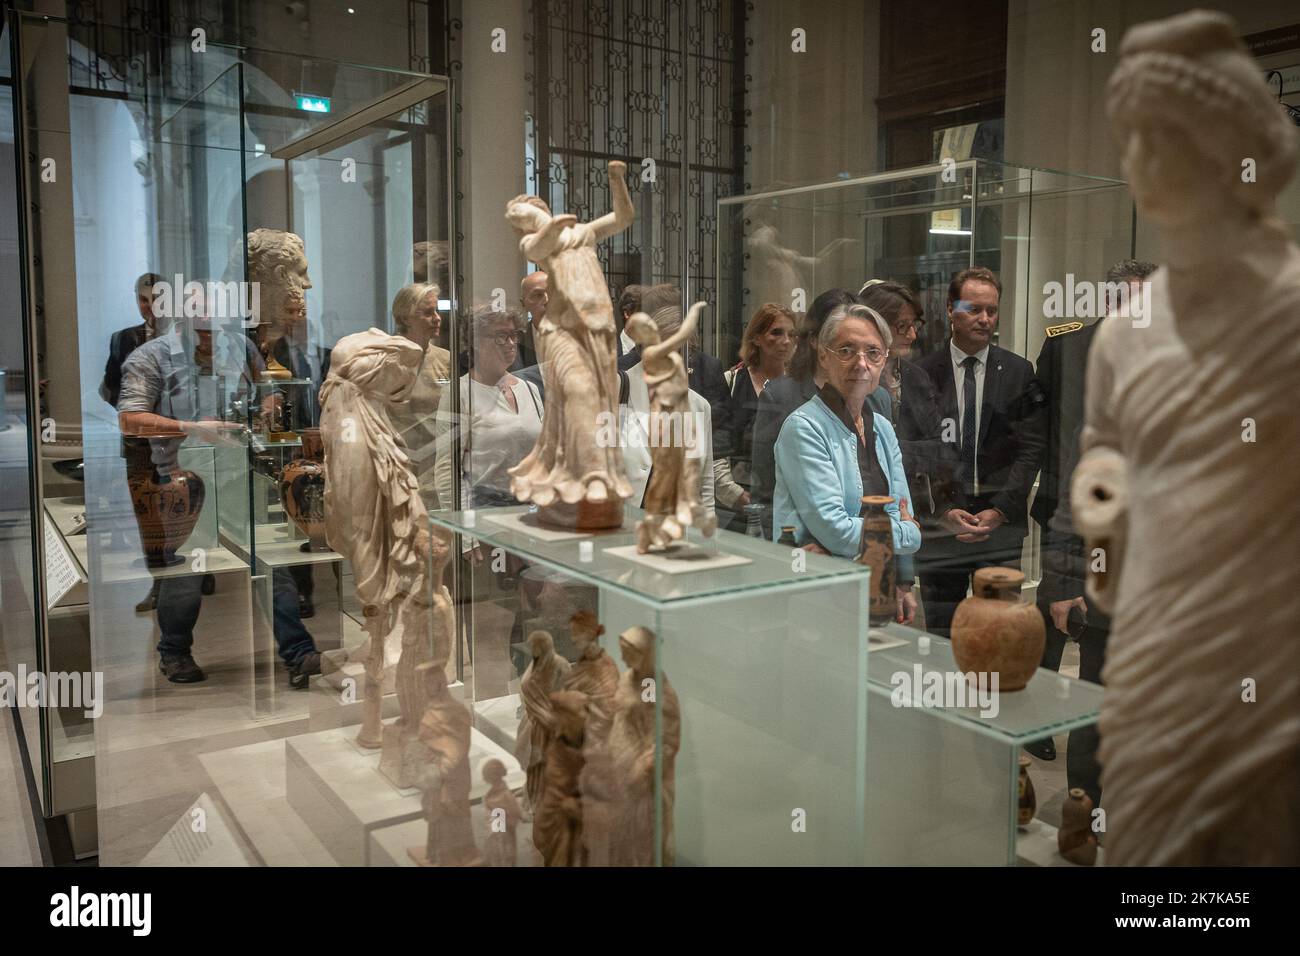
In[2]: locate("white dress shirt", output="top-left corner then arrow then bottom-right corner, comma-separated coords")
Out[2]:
620,363 -> 715,510
949,339 -> 990,493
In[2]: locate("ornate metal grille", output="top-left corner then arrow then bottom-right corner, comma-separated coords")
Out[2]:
526,0 -> 744,322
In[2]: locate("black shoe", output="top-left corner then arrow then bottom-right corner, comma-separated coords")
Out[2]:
159,655 -> 206,683
298,594 -> 314,619
289,650 -> 322,690
201,573 -> 216,595
1025,738 -> 1056,761
135,580 -> 161,614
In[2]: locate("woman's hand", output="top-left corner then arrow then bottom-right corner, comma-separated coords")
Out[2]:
737,490 -> 752,508
800,541 -> 830,555
895,586 -> 917,625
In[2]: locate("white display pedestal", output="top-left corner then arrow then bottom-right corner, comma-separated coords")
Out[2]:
285,720 -> 524,866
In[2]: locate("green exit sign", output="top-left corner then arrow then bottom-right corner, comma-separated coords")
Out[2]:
294,93 -> 331,114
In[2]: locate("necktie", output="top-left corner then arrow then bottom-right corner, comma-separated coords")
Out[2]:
960,355 -> 978,496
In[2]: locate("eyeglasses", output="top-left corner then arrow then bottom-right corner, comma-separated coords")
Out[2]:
824,345 -> 887,365
489,331 -> 524,346
893,318 -> 925,335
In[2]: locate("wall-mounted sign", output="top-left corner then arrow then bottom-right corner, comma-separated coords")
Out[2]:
293,93 -> 331,114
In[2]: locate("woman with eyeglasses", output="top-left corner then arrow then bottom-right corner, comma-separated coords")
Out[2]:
434,306 -> 543,513
772,304 -> 921,578
713,303 -> 796,533
750,289 -> 886,537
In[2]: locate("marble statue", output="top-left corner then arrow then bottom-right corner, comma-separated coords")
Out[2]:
505,161 -> 635,529
515,630 -> 571,814
561,610 -> 620,866
624,303 -> 718,552
481,757 -> 523,867
1075,9 -> 1300,865
608,626 -> 680,866
319,329 -> 428,749
406,661 -> 480,867
245,228 -> 311,380
532,689 -> 589,867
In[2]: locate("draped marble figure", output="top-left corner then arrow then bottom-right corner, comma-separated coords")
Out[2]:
1075,9 -> 1300,865
319,329 -> 428,749
506,161 -> 635,529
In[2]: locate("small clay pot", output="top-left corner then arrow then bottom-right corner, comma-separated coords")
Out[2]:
1017,754 -> 1036,827
280,427 -> 329,552
951,568 -> 1045,692
1058,787 -> 1098,866
857,496 -> 895,626
128,468 -> 206,567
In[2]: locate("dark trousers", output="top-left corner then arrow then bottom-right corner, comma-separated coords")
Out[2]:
155,567 -> 315,667
918,529 -> 1024,639
1038,600 -> 1108,808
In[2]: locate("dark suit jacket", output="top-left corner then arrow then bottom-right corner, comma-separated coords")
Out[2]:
272,337 -> 333,430
915,342 -> 1046,545
100,323 -> 151,408
1032,321 -> 1111,623
1031,322 -> 1098,531
889,358 -> 959,523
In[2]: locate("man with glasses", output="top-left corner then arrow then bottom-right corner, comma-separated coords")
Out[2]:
913,267 -> 1046,639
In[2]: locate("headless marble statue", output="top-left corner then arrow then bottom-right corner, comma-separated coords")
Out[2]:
1074,10 -> 1300,865
319,329 -> 427,749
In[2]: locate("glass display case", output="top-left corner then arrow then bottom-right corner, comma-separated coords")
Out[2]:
8,8 -> 454,863
429,503 -> 872,867
715,159 -> 1134,374
865,623 -> 1103,866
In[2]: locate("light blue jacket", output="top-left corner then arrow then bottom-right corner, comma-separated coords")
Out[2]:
773,395 -> 922,560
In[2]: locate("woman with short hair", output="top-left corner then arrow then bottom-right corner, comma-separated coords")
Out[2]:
773,304 -> 920,578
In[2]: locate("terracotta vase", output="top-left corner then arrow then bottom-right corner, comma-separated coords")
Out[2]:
1058,787 -> 1098,866
280,427 -> 329,552
856,495 -> 895,626
128,468 -> 206,567
951,568 -> 1044,692
1017,754 -> 1036,827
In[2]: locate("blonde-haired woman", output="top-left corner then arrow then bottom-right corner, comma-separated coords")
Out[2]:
714,303 -> 795,533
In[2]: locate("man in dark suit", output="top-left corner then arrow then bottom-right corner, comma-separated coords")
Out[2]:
915,267 -> 1046,639
1029,258 -> 1155,776
100,272 -> 164,409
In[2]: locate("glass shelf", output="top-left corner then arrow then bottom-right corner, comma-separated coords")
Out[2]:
429,503 -> 870,609
865,622 -> 1103,743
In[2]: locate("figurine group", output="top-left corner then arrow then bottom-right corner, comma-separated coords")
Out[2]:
518,612 -> 680,866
